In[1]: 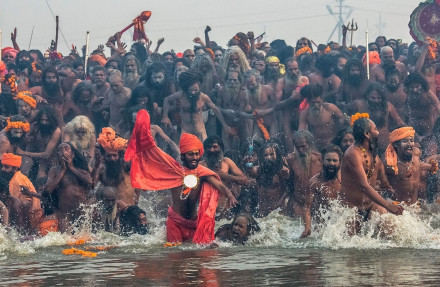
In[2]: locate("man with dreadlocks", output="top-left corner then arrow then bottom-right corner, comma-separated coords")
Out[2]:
162,69 -> 234,142
94,127 -> 140,206
45,142 -> 93,232
219,46 -> 251,85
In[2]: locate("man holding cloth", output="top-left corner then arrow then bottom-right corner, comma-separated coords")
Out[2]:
125,110 -> 237,244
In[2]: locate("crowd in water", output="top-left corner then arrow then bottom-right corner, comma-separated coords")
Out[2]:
0,24 -> 440,245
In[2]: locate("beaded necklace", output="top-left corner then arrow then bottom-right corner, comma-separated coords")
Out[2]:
357,145 -> 375,179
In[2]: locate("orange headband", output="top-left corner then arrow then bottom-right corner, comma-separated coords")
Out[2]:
1,153 -> 22,167
350,113 -> 369,126
15,91 -> 36,109
4,118 -> 30,132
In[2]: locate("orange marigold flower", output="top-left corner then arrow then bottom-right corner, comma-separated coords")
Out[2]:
350,113 -> 369,126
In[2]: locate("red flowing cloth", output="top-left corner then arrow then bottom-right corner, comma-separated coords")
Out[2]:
125,109 -> 219,244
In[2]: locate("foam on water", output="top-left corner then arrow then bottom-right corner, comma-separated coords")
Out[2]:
3,197 -> 440,260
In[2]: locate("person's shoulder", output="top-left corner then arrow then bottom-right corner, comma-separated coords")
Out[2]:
311,152 -> 322,161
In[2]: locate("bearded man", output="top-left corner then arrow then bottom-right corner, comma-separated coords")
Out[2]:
299,84 -> 345,151
125,110 -> 237,243
349,82 -> 405,154
91,66 -> 110,100
63,81 -> 98,122
162,69 -> 233,142
308,53 -> 341,95
0,115 -> 29,160
140,62 -> 175,124
17,62 -> 43,91
255,143 -> 290,217
338,59 -> 368,109
385,127 -> 438,205
1,153 -> 43,233
17,108 -> 61,180
405,73 -> 440,137
244,70 -> 278,139
216,70 -> 248,150
30,66 -> 64,127
339,115 -> 403,234
16,91 -> 38,124
370,46 -> 407,84
122,55 -> 141,91
263,56 -> 283,90
286,130 -> 323,217
45,142 -> 93,232
219,46 -> 251,84
94,127 -> 140,206
384,68 -> 407,119
302,145 -> 342,238
63,115 -> 96,168
1,47 -> 18,65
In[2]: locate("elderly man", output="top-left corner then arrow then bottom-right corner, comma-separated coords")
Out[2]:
126,110 -> 237,244
0,115 -> 29,160
370,46 -> 407,83
1,47 -> 18,65
384,127 -> 438,205
1,153 -> 43,233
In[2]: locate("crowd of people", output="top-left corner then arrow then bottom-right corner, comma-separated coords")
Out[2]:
0,23 -> 439,244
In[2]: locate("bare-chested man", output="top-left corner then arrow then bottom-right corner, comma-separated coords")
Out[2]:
29,66 -> 64,127
94,127 -> 140,205
45,142 -> 93,232
91,66 -> 110,101
299,83 -> 345,151
339,116 -> 403,234
349,82 -> 405,154
162,69 -> 233,142
201,136 -> 248,214
94,186 -> 127,233
244,70 -> 278,139
384,127 -> 438,205
103,70 -> 131,134
253,142 -> 290,217
286,130 -> 323,217
384,68 -> 407,120
338,59 -> 368,110
370,46 -> 407,84
63,81 -> 98,122
405,72 -> 440,137
414,39 -> 439,94
308,53 -> 341,95
0,115 -> 28,160
122,55 -> 141,91
216,70 -> 248,150
302,144 -> 343,238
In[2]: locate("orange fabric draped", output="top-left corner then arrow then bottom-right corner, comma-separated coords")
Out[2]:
385,127 -> 415,174
1,153 -> 22,167
125,109 -> 220,244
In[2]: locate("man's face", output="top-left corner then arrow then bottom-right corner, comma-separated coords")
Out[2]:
226,72 -> 240,87
151,72 -> 165,86
367,90 -> 382,109
214,51 -> 223,63
93,70 -> 106,86
246,75 -> 258,91
367,120 -> 380,141
295,138 -> 310,156
396,136 -> 415,161
105,151 -> 119,163
267,61 -> 279,72
206,143 -> 223,169
2,53 -> 15,65
381,49 -> 395,64
298,39 -> 309,49
76,65 -> 85,78
30,71 -> 42,86
286,61 -> 299,77
336,57 -> 347,75
79,90 -> 92,104
263,147 -> 276,163
387,41 -> 397,50
182,150 -> 201,169
18,100 -> 32,117
232,216 -> 249,243
58,143 -> 73,161
164,55 -> 174,63
310,97 -> 323,112
45,72 -> 57,84
376,38 -> 386,48
186,83 -> 200,98
254,60 -> 265,73
125,59 -> 137,73
75,127 -> 87,140
323,152 -> 340,179
207,143 -> 222,154
110,78 -> 124,94
1,164 -> 17,182
341,133 -> 354,153
184,50 -> 195,63
10,128 -> 24,139
369,44 -> 379,53
407,83 -> 422,96
228,53 -> 240,68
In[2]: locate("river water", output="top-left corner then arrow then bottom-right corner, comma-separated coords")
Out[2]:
2,199 -> 440,286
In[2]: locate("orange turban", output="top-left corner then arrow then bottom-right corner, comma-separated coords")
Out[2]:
385,127 -> 415,175
179,133 -> 204,156
15,91 -> 36,109
89,54 -> 107,67
97,127 -> 128,153
362,51 -> 381,67
1,153 -> 22,167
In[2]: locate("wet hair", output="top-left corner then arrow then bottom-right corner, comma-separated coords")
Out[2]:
119,205 -> 149,236
42,66 -> 59,84
257,142 -> 284,187
35,107 -> 58,134
233,213 -> 261,235
203,135 -> 224,152
144,62 -> 167,84
404,72 -> 430,92
131,42 -> 148,65
293,130 -> 315,147
162,51 -> 176,61
315,53 -> 337,78
178,69 -> 204,92
123,54 -> 141,74
297,52 -> 315,74
352,117 -> 371,144
300,83 -> 324,100
364,82 -> 386,101
95,185 -> 117,201
277,46 -> 294,64
72,81 -> 94,105
332,128 -> 353,147
342,59 -> 366,82
244,69 -> 262,83
321,144 -> 343,161
127,86 -> 153,113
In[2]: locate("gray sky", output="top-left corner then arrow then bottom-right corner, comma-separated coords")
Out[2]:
1,0 -> 418,57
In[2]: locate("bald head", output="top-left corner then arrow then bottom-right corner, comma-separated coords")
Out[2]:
380,46 -> 395,63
